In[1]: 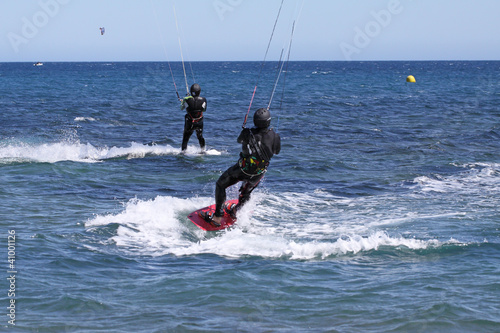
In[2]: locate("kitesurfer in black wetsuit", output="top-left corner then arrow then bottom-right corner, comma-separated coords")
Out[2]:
181,83 -> 207,152
200,108 -> 281,227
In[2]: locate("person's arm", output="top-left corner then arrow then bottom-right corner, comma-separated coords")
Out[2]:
201,97 -> 207,112
273,133 -> 281,155
181,96 -> 192,110
237,128 -> 250,143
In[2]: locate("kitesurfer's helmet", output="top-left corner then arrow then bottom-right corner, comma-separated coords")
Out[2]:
190,83 -> 201,97
253,108 -> 271,128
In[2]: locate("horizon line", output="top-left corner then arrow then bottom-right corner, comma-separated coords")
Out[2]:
2,59 -> 500,63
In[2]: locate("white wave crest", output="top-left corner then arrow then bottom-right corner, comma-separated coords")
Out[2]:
85,194 -> 446,259
0,141 -> 221,163
74,117 -> 97,122
413,163 -> 500,195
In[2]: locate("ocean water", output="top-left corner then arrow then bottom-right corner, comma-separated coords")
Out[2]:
1,61 -> 500,332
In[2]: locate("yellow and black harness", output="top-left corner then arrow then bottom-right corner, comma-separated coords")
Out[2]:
238,131 -> 270,176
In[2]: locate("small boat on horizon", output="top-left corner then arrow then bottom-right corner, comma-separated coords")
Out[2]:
34,62 -> 43,66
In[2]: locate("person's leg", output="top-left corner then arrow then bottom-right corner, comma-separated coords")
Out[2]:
181,115 -> 193,151
195,121 -> 205,150
214,164 -> 241,218
236,174 -> 264,210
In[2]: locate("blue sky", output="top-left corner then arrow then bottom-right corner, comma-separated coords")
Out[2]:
1,0 -> 499,62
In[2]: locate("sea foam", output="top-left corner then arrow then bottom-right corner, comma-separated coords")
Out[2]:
85,193 -> 448,259
0,141 -> 221,163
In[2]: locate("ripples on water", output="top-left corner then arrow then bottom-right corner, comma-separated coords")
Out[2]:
1,61 -> 499,331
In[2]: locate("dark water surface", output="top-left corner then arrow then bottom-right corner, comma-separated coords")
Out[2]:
1,61 -> 499,332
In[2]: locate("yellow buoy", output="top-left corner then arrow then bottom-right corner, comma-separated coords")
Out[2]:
406,75 -> 416,83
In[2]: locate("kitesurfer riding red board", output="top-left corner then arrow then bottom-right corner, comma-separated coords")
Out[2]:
188,108 -> 280,230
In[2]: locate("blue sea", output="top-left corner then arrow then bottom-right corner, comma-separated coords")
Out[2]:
1,61 -> 499,332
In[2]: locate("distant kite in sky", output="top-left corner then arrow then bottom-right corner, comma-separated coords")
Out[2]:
99,27 -> 105,35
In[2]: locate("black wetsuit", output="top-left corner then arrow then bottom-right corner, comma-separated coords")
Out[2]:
181,95 -> 207,151
214,126 -> 281,217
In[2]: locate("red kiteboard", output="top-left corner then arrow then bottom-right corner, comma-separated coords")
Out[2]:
187,199 -> 238,231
